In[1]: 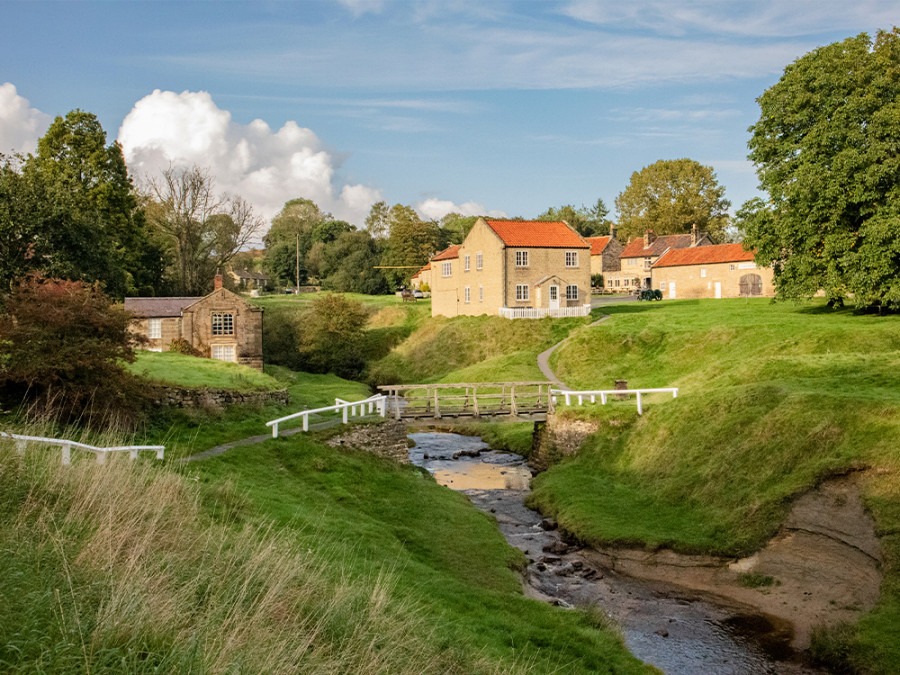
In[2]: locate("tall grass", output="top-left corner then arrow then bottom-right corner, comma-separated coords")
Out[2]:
0,440 -> 518,674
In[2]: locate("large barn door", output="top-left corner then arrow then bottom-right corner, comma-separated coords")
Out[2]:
739,274 -> 762,297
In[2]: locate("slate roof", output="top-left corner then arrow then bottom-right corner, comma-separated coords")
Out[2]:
586,236 -> 612,255
653,243 -> 757,268
124,297 -> 201,318
484,219 -> 589,248
620,233 -> 696,259
432,245 -> 461,261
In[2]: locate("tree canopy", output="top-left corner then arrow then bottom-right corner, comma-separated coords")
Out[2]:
1,111 -> 164,298
615,159 -> 730,241
744,28 -> 900,310
537,200 -> 611,237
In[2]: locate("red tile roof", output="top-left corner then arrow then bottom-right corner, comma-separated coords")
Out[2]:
431,245 -> 461,261
653,243 -> 757,268
484,219 -> 589,248
620,233 -> 697,258
586,236 -> 612,255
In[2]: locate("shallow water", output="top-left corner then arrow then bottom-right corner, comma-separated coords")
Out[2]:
409,432 -> 824,675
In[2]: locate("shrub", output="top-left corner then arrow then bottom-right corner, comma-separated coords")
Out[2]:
298,294 -> 369,379
0,274 -> 149,427
168,337 -> 204,357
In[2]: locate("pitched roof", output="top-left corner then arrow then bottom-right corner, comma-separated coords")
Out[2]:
124,297 -> 201,318
653,243 -> 757,268
586,236 -> 612,255
484,219 -> 589,248
620,233 -> 695,258
431,245 -> 461,261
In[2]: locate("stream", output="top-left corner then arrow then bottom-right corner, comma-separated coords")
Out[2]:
408,432 -> 825,675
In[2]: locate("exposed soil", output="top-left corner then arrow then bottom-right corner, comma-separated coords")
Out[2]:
586,473 -> 882,649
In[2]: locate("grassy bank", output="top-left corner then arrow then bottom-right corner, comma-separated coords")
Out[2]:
127,350 -> 284,391
0,432 -> 651,674
530,298 -> 900,672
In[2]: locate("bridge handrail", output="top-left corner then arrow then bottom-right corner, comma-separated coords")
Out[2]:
550,387 -> 678,415
0,430 -> 165,464
266,394 -> 387,437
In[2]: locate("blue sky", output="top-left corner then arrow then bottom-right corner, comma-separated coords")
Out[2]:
1,0 -> 896,229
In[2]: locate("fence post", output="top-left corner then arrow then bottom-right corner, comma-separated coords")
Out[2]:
303,415 -> 309,431
672,388 -> 678,398
97,451 -> 107,465
433,387 -> 441,419
394,394 -> 401,420
636,391 -> 643,415
342,404 -> 349,424
509,386 -> 518,416
578,395 -> 583,405
61,442 -> 71,465
130,449 -> 139,460
156,448 -> 165,459
564,392 -> 571,406
16,439 -> 26,455
272,422 -> 279,438
600,392 -> 607,405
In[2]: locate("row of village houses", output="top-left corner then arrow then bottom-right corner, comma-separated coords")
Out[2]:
411,218 -> 774,318
122,217 -> 773,371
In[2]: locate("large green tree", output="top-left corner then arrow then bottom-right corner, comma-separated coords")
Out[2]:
744,28 -> 900,310
378,203 -> 443,288
263,198 -> 330,285
0,111 -> 164,298
615,159 -> 730,241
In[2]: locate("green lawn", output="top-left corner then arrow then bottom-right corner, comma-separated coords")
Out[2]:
530,298 -> 900,673
127,350 -> 284,391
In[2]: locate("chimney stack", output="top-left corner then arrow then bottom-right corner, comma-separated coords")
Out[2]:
610,223 -> 618,241
691,223 -> 699,246
643,230 -> 656,248
214,273 -> 223,291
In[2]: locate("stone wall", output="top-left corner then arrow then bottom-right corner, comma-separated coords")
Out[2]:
153,385 -> 289,409
530,413 -> 601,471
326,420 -> 410,463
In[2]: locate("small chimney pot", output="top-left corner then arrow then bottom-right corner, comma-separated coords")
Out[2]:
214,273 -> 223,291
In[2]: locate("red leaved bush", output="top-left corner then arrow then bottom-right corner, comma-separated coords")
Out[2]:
0,274 -> 149,427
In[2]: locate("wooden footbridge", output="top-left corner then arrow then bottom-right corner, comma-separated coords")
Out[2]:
376,382 -> 555,420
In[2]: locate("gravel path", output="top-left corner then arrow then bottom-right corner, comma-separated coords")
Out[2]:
536,314 -> 611,389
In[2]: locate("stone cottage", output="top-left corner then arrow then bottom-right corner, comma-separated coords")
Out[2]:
651,243 -> 775,299
125,275 -> 264,370
604,225 -> 712,292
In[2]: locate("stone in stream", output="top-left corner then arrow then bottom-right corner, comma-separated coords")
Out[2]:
540,518 -> 558,531
542,540 -> 572,555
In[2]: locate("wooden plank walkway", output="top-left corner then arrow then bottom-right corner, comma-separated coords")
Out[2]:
376,382 -> 554,420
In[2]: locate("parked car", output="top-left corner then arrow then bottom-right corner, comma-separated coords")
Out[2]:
413,289 -> 424,298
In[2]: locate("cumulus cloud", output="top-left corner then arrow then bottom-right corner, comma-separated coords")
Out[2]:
415,197 -> 506,221
0,83 -> 51,155
117,89 -> 382,228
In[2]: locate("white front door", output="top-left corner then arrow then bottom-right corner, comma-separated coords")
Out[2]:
549,285 -> 559,309
714,282 -> 722,299
668,282 -> 676,299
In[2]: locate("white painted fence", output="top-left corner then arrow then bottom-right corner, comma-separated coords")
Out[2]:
498,304 -> 592,319
550,387 -> 678,415
266,394 -> 388,438
0,431 -> 165,465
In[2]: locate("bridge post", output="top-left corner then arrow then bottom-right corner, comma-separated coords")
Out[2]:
433,387 -> 441,418
473,388 -> 480,417
509,385 -> 518,416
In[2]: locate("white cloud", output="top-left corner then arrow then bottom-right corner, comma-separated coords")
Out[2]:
415,197 -> 506,221
0,83 -> 51,155
117,89 -> 382,228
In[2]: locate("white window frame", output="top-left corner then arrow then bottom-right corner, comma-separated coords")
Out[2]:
476,252 -> 483,270
148,318 -> 162,339
565,251 -> 579,267
660,281 -> 666,290
212,344 -> 236,362
515,284 -> 529,301
442,261 -> 452,277
464,255 -> 470,271
479,285 -> 484,302
566,285 -> 579,301
464,286 -> 471,303
212,313 -> 234,336
700,268 -> 707,278
515,250 -> 529,267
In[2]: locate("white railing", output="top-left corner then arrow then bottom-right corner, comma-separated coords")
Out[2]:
0,431 -> 165,465
266,394 -> 388,438
550,387 -> 678,415
498,304 -> 592,319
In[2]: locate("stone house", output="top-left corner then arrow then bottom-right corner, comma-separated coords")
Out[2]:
124,275 -> 264,370
430,218 -> 592,318
604,225 -> 712,292
586,230 -> 624,282
228,267 -> 270,290
651,243 -> 774,299
410,262 -> 431,290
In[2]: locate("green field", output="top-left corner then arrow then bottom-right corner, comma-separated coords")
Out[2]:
127,350 -> 284,391
529,298 -> 900,672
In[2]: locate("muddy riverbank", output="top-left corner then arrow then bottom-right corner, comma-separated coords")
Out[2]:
409,431 -> 828,675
